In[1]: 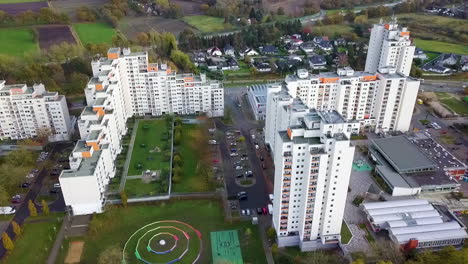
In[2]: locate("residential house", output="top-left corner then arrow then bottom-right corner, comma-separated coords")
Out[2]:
262,45 -> 279,55
461,55 -> 468,71
226,57 -> 240,70
422,64 -> 451,74
241,48 -> 259,57
224,44 -> 235,56
300,41 -> 315,53
253,59 -> 272,72
334,38 -> 346,47
191,51 -> 206,66
308,55 -> 327,70
316,40 -> 333,52
437,53 -> 459,66
206,57 -> 229,70
285,43 -> 300,54
413,48 -> 428,60
207,47 -> 222,56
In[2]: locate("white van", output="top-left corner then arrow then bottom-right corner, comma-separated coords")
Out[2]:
268,204 -> 273,215
0,207 -> 16,215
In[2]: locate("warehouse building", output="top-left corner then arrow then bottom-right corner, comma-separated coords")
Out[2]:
361,199 -> 468,250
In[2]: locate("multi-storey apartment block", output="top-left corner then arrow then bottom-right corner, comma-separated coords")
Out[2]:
284,67 -> 419,133
60,48 -> 224,215
265,88 -> 359,251
0,81 -> 71,142
365,19 -> 415,76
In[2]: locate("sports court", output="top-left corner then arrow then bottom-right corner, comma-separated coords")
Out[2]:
210,230 -> 243,264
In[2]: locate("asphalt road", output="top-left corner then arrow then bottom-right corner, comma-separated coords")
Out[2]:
216,87 -> 271,211
0,143 -> 69,259
420,80 -> 467,93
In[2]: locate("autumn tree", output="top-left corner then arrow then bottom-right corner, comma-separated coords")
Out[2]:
41,199 -> 50,216
120,191 -> 128,207
12,221 -> 21,237
2,233 -> 14,252
28,200 -> 37,217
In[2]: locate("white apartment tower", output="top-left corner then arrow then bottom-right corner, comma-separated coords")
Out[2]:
265,88 -> 359,250
284,68 -> 419,133
365,19 -> 415,76
60,48 -> 224,215
0,81 -> 71,142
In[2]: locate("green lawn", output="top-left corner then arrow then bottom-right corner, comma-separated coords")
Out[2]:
72,23 -> 115,45
313,24 -> 354,37
72,200 -> 266,263
413,38 -> 468,55
124,178 -> 162,197
127,119 -> 171,176
0,28 -> 37,57
3,216 -> 63,264
436,92 -> 468,115
0,0 -> 43,2
182,15 -> 233,33
172,124 -> 214,193
341,221 -> 352,244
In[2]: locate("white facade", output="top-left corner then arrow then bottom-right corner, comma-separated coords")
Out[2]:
61,48 -> 223,215
365,20 -> 415,76
266,90 -> 358,251
0,81 -> 71,142
247,84 -> 270,120
283,67 -> 420,133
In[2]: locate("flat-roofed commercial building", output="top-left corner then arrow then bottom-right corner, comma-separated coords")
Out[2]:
0,81 -> 71,142
247,84 -> 269,120
369,133 -> 465,196
361,199 -> 468,250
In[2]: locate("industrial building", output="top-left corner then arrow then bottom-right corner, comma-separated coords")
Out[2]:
369,133 -> 465,196
361,199 -> 468,250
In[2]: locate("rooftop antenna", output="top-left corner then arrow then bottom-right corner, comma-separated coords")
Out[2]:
379,18 -> 383,24
391,12 -> 397,23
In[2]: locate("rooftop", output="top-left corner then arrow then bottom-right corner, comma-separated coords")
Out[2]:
61,149 -> 102,178
371,136 -> 436,173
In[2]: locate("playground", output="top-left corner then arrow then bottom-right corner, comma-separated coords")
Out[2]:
352,159 -> 373,172
123,220 -> 203,264
211,230 -> 244,264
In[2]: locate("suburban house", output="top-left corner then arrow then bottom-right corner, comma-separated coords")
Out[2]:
241,48 -> 259,57
413,48 -> 428,60
437,53 -> 459,66
316,40 -> 333,52
207,47 -> 222,56
309,55 -> 327,70
285,43 -> 300,54
190,51 -> 206,66
262,45 -> 279,55
253,59 -> 272,72
334,38 -> 347,46
422,64 -> 451,74
461,55 -> 468,71
300,41 -> 315,53
224,44 -> 235,56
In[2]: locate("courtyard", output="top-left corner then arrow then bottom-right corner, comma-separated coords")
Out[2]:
56,200 -> 266,263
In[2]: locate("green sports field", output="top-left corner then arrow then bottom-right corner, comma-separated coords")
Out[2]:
182,15 -> 233,33
72,22 -> 116,45
413,38 -> 468,55
211,230 -> 244,264
0,28 -> 37,57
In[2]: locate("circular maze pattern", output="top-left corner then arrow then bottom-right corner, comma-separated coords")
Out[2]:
123,220 -> 203,264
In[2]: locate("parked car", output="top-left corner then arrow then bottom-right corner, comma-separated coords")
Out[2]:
262,207 -> 268,215
21,182 -> 30,188
50,188 -> 61,194
53,183 -> 61,188
257,208 -> 263,215
262,163 -> 266,170
230,153 -> 238,157
260,156 -> 264,161
255,144 -> 259,150
241,209 -> 246,216
230,148 -> 237,152
237,191 -> 247,200
236,174 -> 243,178
235,166 -> 243,170
0,207 -> 16,215
11,195 -> 21,204
246,209 -> 251,216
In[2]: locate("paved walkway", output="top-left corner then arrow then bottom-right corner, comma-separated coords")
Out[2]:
258,217 -> 274,264
46,215 -> 72,264
119,120 -> 139,192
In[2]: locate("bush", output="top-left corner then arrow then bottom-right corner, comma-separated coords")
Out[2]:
352,195 -> 364,206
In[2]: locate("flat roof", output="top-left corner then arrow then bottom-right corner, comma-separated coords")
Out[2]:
61,150 -> 102,178
372,136 -> 436,173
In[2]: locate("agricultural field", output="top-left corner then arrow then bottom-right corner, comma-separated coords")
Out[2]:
413,38 -> 468,55
172,0 -> 203,16
56,200 -> 266,264
312,24 -> 355,37
119,16 -> 195,40
260,0 -> 311,16
49,0 -> 106,20
0,1 -> 48,15
0,0 -> 43,2
72,22 -> 115,45
36,25 -> 77,49
0,27 -> 37,57
182,15 -> 233,33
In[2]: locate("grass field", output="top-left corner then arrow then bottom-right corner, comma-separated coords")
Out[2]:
182,15 -> 233,33
413,38 -> 468,55
124,178 -> 160,197
3,215 -> 63,264
0,0 -> 43,2
64,200 -> 266,263
435,92 -> 468,116
0,28 -> 37,57
128,119 -> 171,176
72,23 -> 115,45
341,221 -> 352,244
313,24 -> 354,37
172,124 -> 213,193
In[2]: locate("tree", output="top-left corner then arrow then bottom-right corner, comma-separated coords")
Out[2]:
120,191 -> 128,207
266,227 -> 276,240
97,244 -> 121,264
464,87 -> 468,95
112,32 -> 129,47
277,7 -> 285,15
66,72 -> 89,94
41,199 -> 50,216
352,259 -> 365,264
0,186 -> 9,208
12,221 -> 21,237
2,233 -> 13,252
244,227 -> 252,237
136,32 -> 150,46
28,200 -> 37,217
271,243 -> 278,255
173,155 -> 182,166
237,136 -> 245,142
170,49 -> 196,72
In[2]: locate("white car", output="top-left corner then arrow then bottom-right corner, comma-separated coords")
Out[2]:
241,209 -> 246,216
230,153 -> 238,157
246,209 -> 251,216
53,183 -> 61,188
0,207 -> 15,215
235,166 -> 243,170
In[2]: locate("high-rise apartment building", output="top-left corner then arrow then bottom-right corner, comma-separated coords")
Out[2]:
60,48 -> 224,215
265,88 -> 359,250
284,67 -> 419,133
0,81 -> 71,142
365,19 -> 415,76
